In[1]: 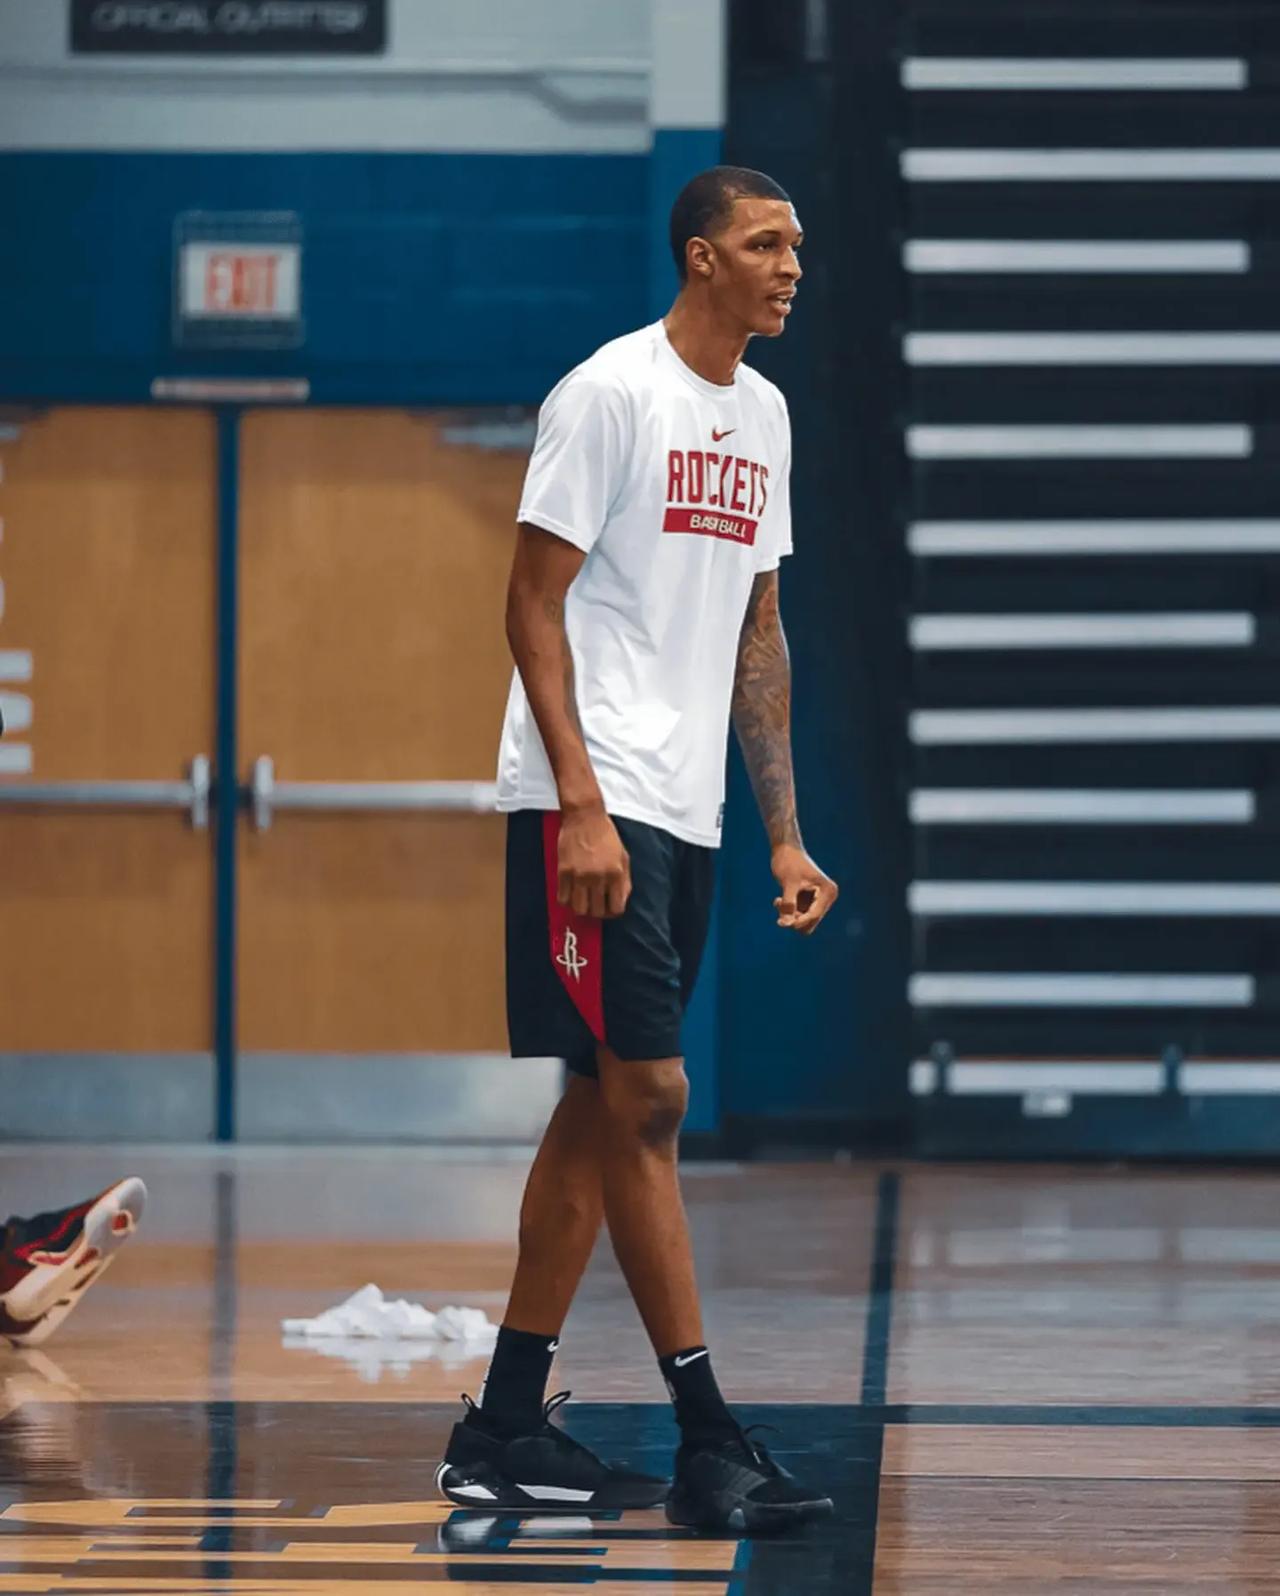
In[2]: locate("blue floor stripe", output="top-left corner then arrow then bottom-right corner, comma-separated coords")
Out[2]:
848,1171 -> 901,1594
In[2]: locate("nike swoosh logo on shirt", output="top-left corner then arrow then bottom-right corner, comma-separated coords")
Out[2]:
674,1349 -> 710,1369
711,427 -> 735,442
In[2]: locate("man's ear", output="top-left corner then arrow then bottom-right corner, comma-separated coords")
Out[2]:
686,237 -> 715,280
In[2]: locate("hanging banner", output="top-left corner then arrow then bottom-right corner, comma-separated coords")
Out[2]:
70,2 -> 387,56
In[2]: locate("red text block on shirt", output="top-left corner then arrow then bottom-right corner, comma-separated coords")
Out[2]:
661,507 -> 758,545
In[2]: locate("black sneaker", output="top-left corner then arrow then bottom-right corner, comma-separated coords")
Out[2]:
435,1392 -> 668,1512
665,1424 -> 835,1534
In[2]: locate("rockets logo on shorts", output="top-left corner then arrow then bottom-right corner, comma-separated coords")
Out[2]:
663,449 -> 769,547
555,928 -> 589,981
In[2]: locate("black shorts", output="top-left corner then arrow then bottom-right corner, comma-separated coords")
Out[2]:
505,809 -> 716,1077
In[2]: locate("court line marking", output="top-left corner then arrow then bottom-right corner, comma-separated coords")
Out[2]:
203,1169 -> 240,1576
850,1171 -> 900,1592
879,1405 -> 1280,1427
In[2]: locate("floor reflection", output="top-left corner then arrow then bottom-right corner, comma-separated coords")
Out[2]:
5,1154 -> 1280,1589
0,1399 -> 870,1593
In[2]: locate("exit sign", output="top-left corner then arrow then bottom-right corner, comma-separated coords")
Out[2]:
183,244 -> 299,318
174,212 -> 303,350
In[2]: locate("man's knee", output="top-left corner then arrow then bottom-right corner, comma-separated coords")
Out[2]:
599,1055 -> 689,1151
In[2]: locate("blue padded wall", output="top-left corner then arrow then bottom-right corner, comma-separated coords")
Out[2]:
0,152 -> 647,404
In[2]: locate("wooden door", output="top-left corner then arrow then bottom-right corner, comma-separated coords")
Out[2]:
0,409 -> 217,1127
237,411 -> 524,1063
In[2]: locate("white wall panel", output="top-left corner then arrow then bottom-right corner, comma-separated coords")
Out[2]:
651,0 -> 724,128
0,0 -> 651,152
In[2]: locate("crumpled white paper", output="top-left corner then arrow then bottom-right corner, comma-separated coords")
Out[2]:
282,1284 -> 497,1345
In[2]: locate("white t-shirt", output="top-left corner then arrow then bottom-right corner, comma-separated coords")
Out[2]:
495,320 -> 793,848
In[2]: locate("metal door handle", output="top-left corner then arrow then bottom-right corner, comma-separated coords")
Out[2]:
248,755 -> 498,831
0,756 -> 212,830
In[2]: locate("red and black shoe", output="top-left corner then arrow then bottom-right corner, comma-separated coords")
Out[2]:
0,1177 -> 147,1348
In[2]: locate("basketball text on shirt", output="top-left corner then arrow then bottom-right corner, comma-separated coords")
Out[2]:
663,448 -> 769,546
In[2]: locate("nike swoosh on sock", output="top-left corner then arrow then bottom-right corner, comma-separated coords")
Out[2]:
674,1349 -> 710,1369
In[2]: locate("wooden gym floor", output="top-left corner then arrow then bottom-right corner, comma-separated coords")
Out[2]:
1,1146 -> 1277,1592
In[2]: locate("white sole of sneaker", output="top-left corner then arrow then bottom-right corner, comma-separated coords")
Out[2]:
1,1178 -> 147,1346
436,1462 -> 664,1513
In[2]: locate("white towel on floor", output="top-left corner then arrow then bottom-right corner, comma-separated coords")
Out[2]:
282,1284 -> 498,1346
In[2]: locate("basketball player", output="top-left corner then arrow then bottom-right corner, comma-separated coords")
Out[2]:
437,168 -> 837,1533
0,1179 -> 146,1347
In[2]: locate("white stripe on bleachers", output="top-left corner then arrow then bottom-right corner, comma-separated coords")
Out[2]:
914,1060 -> 1166,1094
906,332 -> 1280,365
910,882 -> 1280,915
904,240 -> 1250,273
910,707 -> 1280,744
910,613 -> 1253,649
1180,1062 -> 1280,1093
909,973 -> 1254,1006
0,651 -> 32,682
910,789 -> 1255,824
908,520 -> 1280,556
903,149 -> 1280,182
902,58 -> 1246,91
907,424 -> 1251,458
921,1060 -> 1280,1100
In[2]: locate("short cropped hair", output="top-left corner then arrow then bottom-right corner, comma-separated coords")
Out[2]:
669,165 -> 791,281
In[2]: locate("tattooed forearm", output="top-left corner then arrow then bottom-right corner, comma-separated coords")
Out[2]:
731,571 -> 802,850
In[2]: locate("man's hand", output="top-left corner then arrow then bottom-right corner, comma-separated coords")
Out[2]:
771,843 -> 838,935
558,806 -> 632,920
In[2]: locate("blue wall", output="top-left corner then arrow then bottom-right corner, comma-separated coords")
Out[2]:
0,153 -> 646,404
0,139 -> 884,1147
713,68 -> 911,1149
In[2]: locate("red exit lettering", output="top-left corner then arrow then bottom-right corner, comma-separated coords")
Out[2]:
205,253 -> 279,315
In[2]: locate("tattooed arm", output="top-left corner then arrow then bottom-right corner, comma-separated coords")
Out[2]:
506,523 -> 630,918
731,570 -> 801,850
731,569 -> 838,935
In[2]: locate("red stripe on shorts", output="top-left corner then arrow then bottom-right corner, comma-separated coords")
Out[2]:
542,811 -> 605,1042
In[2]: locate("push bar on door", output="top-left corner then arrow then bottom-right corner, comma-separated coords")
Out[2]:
249,755 -> 498,832
0,756 -> 212,829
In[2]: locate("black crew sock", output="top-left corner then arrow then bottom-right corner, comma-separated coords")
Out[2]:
477,1325 -> 560,1435
659,1345 -> 738,1446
